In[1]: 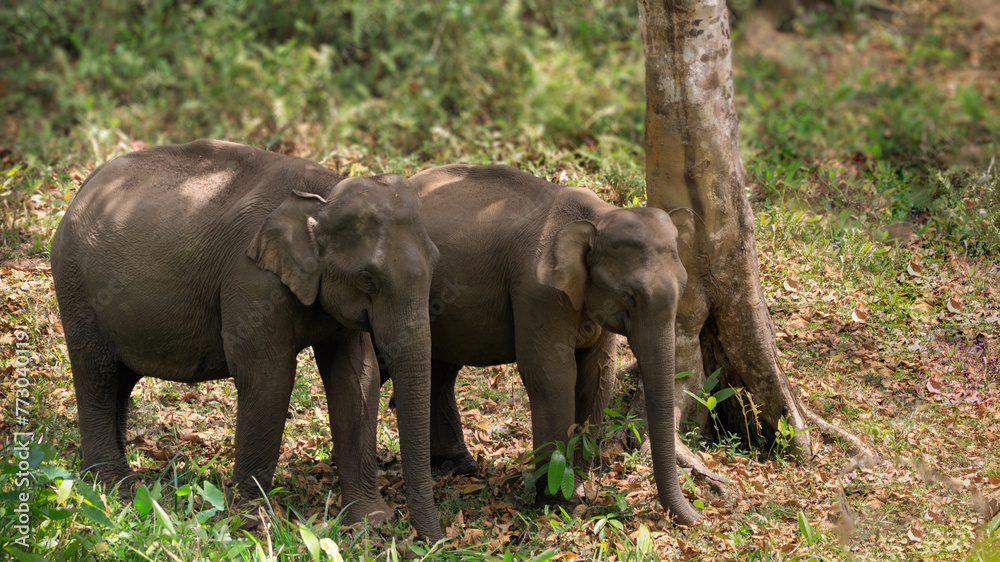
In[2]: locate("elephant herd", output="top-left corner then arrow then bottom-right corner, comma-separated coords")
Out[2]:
50,139 -> 698,541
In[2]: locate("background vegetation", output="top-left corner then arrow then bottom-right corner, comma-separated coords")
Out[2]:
1,0 -> 998,560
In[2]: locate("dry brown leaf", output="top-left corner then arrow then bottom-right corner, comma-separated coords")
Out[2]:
697,450 -> 717,469
907,522 -> 923,543
181,432 -> 208,445
851,307 -> 868,323
783,275 -> 800,293
926,375 -> 944,395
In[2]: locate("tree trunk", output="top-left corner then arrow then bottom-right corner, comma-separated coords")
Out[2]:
630,0 -> 872,476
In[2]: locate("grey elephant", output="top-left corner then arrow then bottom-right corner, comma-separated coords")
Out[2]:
380,164 -> 699,525
50,140 -> 443,540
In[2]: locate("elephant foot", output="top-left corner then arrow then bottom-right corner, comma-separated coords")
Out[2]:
342,497 -> 395,526
86,467 -> 140,503
228,485 -> 270,530
431,453 -> 478,476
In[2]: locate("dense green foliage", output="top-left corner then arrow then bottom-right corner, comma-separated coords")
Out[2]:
3,0 -> 997,257
4,0 -> 643,158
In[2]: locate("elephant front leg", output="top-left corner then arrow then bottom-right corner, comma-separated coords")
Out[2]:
514,300 -> 581,504
314,334 -> 393,526
228,349 -> 297,515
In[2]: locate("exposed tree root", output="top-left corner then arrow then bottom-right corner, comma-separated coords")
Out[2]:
798,399 -> 879,462
674,436 -> 735,499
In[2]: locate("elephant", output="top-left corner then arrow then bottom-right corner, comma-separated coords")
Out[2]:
380,163 -> 699,525
50,139 -> 443,541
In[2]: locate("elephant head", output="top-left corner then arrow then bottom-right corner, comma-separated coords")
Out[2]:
537,206 -> 700,525
248,172 -> 442,539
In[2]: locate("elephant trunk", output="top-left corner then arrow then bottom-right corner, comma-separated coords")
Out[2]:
628,310 -> 700,525
372,306 -> 442,541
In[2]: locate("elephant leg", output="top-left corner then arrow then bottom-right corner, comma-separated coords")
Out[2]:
429,360 -> 477,475
66,332 -> 136,490
314,334 -> 393,526
573,330 -> 616,470
115,365 -> 142,459
513,298 -> 579,502
227,347 -> 296,503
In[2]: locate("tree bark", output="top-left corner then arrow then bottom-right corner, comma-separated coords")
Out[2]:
632,0 -> 873,469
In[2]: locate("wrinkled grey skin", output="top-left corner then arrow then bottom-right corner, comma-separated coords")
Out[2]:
381,164 -> 698,524
51,140 -> 443,540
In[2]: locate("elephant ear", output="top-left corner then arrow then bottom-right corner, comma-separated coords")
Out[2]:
668,207 -> 696,249
537,220 -> 596,310
248,190 -> 326,306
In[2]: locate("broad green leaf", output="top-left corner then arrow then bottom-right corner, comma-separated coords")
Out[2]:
39,464 -> 73,481
42,507 -> 76,521
675,371 -> 693,380
560,464 -> 575,499
196,508 -> 218,523
134,485 -> 152,517
713,387 -> 737,404
81,502 -> 114,528
631,425 -> 643,444
704,368 -> 722,393
565,439 -> 576,464
706,395 -> 717,411
75,481 -> 104,509
298,525 -> 321,561
547,449 -> 566,496
198,481 -> 226,511
175,484 -> 192,497
797,510 -> 814,543
26,445 -> 48,470
56,479 -> 74,505
152,500 -> 177,536
582,435 -> 595,460
636,523 -> 653,556
693,499 -> 705,509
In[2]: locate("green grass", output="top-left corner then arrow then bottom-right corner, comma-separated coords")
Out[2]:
2,0 -> 1000,559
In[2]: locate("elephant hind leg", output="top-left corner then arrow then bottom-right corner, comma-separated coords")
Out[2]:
429,360 -> 477,475
115,364 -> 142,458
66,333 -> 136,489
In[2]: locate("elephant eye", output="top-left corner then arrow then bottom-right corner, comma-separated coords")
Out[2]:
621,290 -> 637,309
354,270 -> 379,295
